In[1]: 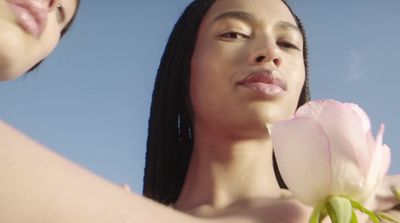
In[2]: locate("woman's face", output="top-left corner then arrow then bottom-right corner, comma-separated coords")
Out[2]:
0,0 -> 78,80
190,0 -> 305,133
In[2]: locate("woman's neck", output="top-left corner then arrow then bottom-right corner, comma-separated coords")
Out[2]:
174,127 -> 281,212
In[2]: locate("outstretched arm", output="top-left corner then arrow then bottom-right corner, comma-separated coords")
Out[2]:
3,120 -> 395,223
0,120 -> 202,223
372,175 -> 400,222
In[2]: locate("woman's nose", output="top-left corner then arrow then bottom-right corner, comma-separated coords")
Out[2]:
46,0 -> 60,11
249,38 -> 281,67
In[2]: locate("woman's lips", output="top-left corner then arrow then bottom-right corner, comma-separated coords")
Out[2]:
240,82 -> 284,95
6,0 -> 47,38
238,70 -> 287,97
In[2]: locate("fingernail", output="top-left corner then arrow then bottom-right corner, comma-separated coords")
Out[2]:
391,186 -> 400,201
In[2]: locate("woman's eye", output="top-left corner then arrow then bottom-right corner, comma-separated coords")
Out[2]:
56,3 -> 66,23
219,32 -> 249,40
278,41 -> 300,50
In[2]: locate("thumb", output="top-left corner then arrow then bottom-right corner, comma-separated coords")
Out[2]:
373,175 -> 400,211
121,184 -> 132,192
279,189 -> 295,199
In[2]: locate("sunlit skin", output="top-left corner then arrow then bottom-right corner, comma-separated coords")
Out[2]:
179,1 -> 399,221
0,0 -> 397,222
0,0 -> 78,80
175,0 -> 308,219
190,0 -> 305,140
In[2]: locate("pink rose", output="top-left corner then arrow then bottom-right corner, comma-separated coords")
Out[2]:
271,99 -> 391,207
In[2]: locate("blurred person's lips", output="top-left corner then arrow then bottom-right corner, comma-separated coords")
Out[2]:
6,0 -> 48,38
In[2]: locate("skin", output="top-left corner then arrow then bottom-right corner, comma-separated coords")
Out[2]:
177,0 -> 400,221
176,0 -> 304,211
0,0 -> 78,80
0,119 -> 398,223
0,120 -> 204,223
0,0 -> 398,222
189,0 -> 305,140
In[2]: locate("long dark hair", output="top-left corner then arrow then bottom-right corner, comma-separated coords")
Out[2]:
143,0 -> 310,205
28,0 -> 81,72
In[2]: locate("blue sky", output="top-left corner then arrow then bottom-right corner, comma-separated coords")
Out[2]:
0,0 -> 399,193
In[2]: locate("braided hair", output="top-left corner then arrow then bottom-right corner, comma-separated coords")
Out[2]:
144,0 -> 310,205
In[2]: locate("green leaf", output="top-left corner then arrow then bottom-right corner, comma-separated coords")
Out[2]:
327,202 -> 338,223
350,209 -> 358,223
309,205 -> 322,223
320,205 -> 329,222
328,196 -> 353,223
350,200 -> 380,223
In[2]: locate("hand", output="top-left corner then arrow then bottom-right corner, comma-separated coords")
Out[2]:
277,178 -> 400,223
372,175 -> 400,210
201,190 -> 316,223
121,184 -> 132,192
366,174 -> 400,222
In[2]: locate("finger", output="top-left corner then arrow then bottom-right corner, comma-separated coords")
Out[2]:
392,186 -> 400,202
121,184 -> 131,192
375,175 -> 400,210
279,189 -> 295,199
386,175 -> 400,188
377,209 -> 400,223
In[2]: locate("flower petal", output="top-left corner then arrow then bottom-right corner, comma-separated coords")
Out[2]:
296,100 -> 369,171
314,100 -> 371,177
347,103 -> 372,133
374,125 -> 391,180
271,117 -> 331,206
380,144 -> 391,178
363,142 -> 391,201
368,126 -> 391,187
295,99 -> 325,119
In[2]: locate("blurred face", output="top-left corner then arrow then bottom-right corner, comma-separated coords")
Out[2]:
0,0 -> 78,81
190,0 -> 305,134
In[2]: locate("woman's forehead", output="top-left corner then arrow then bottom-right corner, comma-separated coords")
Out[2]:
202,0 -> 297,26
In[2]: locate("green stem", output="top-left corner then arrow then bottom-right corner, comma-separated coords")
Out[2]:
350,200 -> 380,223
351,209 -> 358,223
377,212 -> 400,223
309,205 -> 323,223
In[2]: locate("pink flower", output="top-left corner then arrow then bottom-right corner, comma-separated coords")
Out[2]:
270,99 -> 391,206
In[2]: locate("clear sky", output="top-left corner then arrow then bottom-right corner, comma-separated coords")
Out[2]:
0,0 -> 399,193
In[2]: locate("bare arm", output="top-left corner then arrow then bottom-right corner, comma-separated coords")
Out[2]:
0,120 -> 202,223
3,120 -> 395,223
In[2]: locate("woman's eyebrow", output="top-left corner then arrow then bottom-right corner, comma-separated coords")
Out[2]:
212,11 -> 256,25
275,21 -> 302,37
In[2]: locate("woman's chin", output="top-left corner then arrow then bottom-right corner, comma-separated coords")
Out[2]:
0,69 -> 23,81
0,52 -> 27,81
